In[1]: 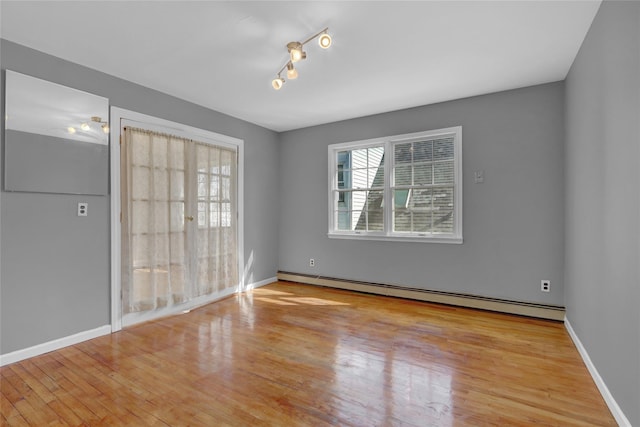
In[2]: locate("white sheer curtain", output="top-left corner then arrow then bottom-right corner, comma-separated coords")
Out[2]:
193,141 -> 238,297
121,126 -> 237,315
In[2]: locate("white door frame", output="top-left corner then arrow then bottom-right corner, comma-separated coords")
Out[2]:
109,107 -> 244,332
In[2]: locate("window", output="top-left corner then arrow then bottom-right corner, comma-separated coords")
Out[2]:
328,127 -> 462,243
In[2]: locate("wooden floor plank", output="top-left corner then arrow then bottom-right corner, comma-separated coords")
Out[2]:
0,281 -> 616,426
0,383 -> 21,420
2,365 -> 61,425
3,412 -> 30,427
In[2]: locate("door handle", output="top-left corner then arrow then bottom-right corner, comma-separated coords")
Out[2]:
185,215 -> 194,222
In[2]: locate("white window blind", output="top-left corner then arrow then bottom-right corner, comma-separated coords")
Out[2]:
392,136 -> 455,234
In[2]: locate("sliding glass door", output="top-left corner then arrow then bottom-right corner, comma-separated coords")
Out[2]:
120,126 -> 238,322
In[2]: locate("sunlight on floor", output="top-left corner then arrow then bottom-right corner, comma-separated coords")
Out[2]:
248,287 -> 350,306
281,297 -> 349,306
251,289 -> 294,296
254,297 -> 298,306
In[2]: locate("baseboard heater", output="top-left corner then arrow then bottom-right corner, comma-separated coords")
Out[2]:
277,271 -> 565,321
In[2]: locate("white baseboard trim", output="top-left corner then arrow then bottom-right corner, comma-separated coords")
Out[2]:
565,317 -> 631,427
244,276 -> 277,291
278,272 -> 565,321
0,325 -> 111,367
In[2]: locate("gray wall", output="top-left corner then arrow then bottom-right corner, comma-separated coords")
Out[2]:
5,130 -> 109,195
278,82 -> 565,306
0,40 -> 280,354
564,1 -> 640,424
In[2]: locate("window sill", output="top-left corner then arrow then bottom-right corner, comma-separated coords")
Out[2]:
327,232 -> 463,244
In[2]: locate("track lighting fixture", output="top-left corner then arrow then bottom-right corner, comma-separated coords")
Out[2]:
92,115 -> 110,133
271,27 -> 332,90
69,116 -> 109,134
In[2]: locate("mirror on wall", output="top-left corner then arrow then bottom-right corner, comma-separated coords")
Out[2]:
4,70 -> 110,195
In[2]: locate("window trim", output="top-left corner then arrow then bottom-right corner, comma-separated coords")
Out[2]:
327,127 -> 462,244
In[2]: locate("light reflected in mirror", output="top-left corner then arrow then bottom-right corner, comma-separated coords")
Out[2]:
4,70 -> 110,195
5,70 -> 109,145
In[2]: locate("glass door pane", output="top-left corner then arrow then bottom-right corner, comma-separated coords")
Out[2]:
193,142 -> 237,297
122,128 -> 189,314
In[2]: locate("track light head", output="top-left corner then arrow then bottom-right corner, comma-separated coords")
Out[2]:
286,62 -> 298,80
319,33 -> 332,49
271,76 -> 285,90
287,41 -> 305,63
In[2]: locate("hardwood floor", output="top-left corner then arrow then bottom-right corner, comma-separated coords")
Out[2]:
1,281 -> 616,426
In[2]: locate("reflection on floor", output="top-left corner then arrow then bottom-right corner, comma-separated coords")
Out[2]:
1,281 -> 616,426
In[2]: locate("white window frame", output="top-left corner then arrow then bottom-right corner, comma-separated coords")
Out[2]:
327,126 -> 462,244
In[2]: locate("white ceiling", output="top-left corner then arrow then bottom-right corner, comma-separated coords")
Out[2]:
0,1 -> 601,132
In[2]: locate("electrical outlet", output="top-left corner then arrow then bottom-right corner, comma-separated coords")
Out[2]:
541,280 -> 550,292
309,258 -> 315,267
77,202 -> 88,217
